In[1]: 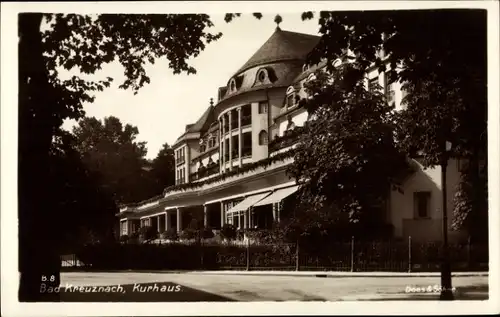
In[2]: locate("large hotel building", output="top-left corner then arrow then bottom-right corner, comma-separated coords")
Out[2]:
118,27 -> 466,242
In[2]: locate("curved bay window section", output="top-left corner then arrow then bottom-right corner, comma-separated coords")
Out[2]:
230,108 -> 239,132
219,104 -> 254,172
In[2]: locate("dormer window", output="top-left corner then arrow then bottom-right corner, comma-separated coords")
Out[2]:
258,69 -> 267,82
302,64 -> 310,72
229,78 -> 237,92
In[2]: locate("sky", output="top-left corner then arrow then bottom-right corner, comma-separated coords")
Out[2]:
61,14 -> 320,159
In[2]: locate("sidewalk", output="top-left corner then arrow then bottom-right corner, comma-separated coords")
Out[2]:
186,270 -> 488,278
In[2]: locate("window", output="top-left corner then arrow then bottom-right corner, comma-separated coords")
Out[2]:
384,73 -> 396,105
258,70 -> 266,82
286,116 -> 296,131
229,78 -> 236,92
368,77 -> 379,92
258,101 -> 268,114
258,130 -> 268,145
413,191 -> 431,218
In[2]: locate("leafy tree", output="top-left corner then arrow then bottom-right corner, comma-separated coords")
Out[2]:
148,142 -> 176,195
50,131 -> 118,246
302,9 -> 487,241
220,224 -> 237,240
139,226 -> 158,243
287,64 -> 409,241
72,116 -> 152,204
19,12 -> 222,301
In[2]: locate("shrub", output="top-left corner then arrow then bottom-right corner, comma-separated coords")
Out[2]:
119,235 -> 129,243
139,226 -> 158,242
201,227 -> 215,239
179,228 -> 197,240
236,229 -> 245,240
220,224 -> 237,240
161,228 -> 179,241
129,231 -> 139,240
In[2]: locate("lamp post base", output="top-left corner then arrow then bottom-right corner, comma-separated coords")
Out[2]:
440,260 -> 454,300
440,289 -> 454,300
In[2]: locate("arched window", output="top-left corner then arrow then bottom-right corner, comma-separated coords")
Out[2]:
258,130 -> 268,145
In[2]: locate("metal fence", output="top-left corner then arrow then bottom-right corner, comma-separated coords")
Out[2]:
61,237 -> 489,272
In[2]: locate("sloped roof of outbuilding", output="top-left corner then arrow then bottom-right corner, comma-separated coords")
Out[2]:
234,27 -> 321,76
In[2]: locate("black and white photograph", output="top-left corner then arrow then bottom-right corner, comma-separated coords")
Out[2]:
1,1 -> 499,316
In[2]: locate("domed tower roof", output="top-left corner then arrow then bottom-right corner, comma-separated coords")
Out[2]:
234,27 -> 321,76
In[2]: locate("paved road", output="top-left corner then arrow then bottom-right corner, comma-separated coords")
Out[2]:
58,272 -> 488,301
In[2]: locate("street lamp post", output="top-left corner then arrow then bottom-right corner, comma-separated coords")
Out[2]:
440,140 -> 454,300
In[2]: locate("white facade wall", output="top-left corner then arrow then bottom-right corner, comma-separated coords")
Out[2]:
389,158 -> 466,242
251,101 -> 269,161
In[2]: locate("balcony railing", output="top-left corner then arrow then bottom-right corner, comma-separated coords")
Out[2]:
269,126 -> 304,153
192,161 -> 220,180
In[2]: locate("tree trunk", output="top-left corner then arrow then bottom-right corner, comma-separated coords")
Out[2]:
18,13 -> 61,302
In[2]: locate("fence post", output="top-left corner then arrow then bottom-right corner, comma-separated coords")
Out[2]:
350,236 -> 355,272
408,236 -> 412,273
246,239 -> 250,271
295,239 -> 300,271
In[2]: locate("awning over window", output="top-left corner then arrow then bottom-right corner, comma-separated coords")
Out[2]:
226,192 -> 271,214
253,185 -> 299,207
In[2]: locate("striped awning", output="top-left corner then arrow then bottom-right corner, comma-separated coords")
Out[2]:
226,192 -> 271,214
253,185 -> 299,207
